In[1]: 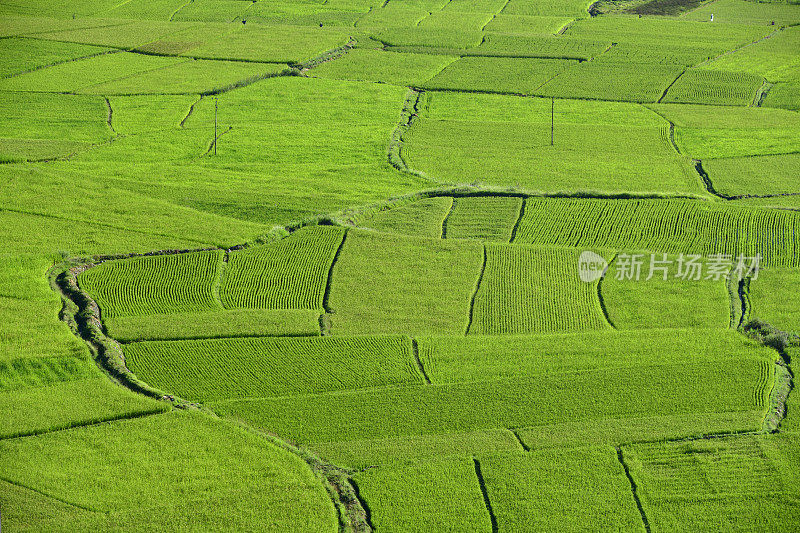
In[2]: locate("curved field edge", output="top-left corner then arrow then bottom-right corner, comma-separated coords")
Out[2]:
47,256 -> 372,533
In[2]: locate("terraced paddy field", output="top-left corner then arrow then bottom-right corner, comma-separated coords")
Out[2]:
2,0 -> 800,531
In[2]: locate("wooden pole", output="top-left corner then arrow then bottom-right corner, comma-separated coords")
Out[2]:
550,97 -> 554,146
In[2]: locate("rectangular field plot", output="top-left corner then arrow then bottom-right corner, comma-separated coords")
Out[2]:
0,37 -> 112,78
327,229 -> 483,335
0,52 -> 187,93
220,225 -> 345,310
513,198 -> 800,268
79,251 -> 223,318
125,335 -> 422,402
470,244 -> 611,334
535,61 -> 684,103
601,257 -> 731,330
443,196 -> 522,242
188,24 -> 352,63
359,196 -> 453,238
480,447 -> 644,532
625,434 -> 800,531
749,267 -> 800,335
105,308 -> 322,342
310,49 -> 457,86
417,10 -> 495,31
474,34 -> 610,59
311,428 -> 521,469
661,69 -> 765,106
703,153 -> 800,197
418,329 -> 765,385
651,104 -> 800,159
0,411 -> 338,531
483,15 -> 573,35
683,0 -> 800,26
352,457 -> 493,533
501,0 -> 593,17
403,92 -> 699,195
422,56 -> 578,94
371,27 -> 485,49
30,20 -> 195,49
83,59 -> 286,96
517,410 -> 767,450
702,26 -> 800,82
564,16 -> 772,49
211,352 -> 771,444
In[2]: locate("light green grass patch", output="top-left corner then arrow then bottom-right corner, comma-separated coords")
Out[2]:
311,49 -> 457,86
444,195 -> 522,241
79,251 -> 224,318
0,52 -> 187,93
360,196 -> 453,238
83,58 -> 286,95
352,457 -> 493,532
661,68 -> 765,106
535,61 -> 684,102
221,225 -> 345,310
703,153 -> 800,197
483,14 -> 573,34
470,244 -> 611,334
514,198 -> 800,268
749,267 -> 800,335
125,335 -> 421,401
626,434 -> 800,531
105,308 -> 323,342
0,411 -> 338,531
602,254 -> 731,329
0,37 -> 112,78
311,428 -> 521,469
481,447 -> 645,531
327,229 -> 483,335
422,56 -> 578,94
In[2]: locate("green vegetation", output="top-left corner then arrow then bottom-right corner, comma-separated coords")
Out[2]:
470,244 -> 611,334
352,457 -> 493,532
443,195 -> 522,241
514,198 -> 800,267
327,229 -> 483,335
481,447 -> 645,531
602,256 -> 732,329
626,434 -> 800,531
79,251 -> 223,318
359,197 -> 454,238
105,308 -> 323,342
749,267 -> 800,334
403,91 -> 700,195
212,346 -> 770,444
220,225 -> 344,310
0,411 -> 338,531
661,68 -> 765,106
125,335 -> 421,402
422,56 -> 578,94
3,1 -> 800,529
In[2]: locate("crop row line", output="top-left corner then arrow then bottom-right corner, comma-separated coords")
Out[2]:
0,475 -> 103,513
411,338 -> 432,384
465,244 -> 487,335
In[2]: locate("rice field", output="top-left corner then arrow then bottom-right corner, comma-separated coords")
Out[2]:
124,335 -> 422,402
79,251 -> 224,317
4,1 -> 800,530
469,244 -> 612,334
220,225 -> 344,310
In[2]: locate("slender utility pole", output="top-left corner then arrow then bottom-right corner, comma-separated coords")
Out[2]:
550,96 -> 554,146
214,97 -> 218,155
